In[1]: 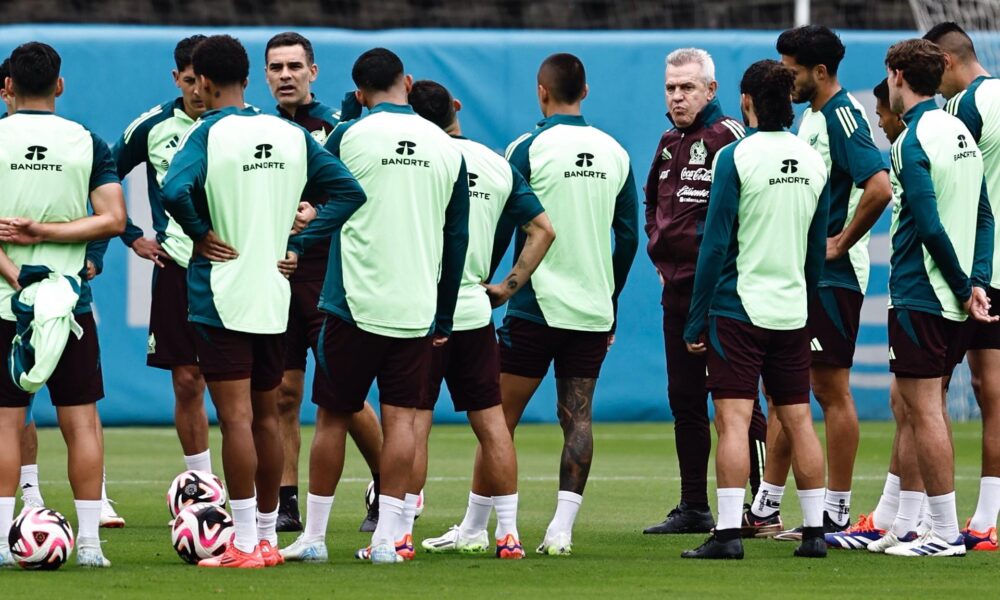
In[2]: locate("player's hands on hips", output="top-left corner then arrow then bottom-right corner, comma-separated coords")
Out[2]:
278,251 -> 298,278
0,218 -> 44,245
432,334 -> 449,347
966,286 -> 998,323
86,260 -> 98,280
131,237 -> 167,268
483,282 -> 513,308
292,202 -> 316,234
686,339 -> 706,354
195,231 -> 238,262
826,234 -> 846,260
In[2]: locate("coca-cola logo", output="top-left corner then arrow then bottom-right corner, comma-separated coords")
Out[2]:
680,167 -> 712,182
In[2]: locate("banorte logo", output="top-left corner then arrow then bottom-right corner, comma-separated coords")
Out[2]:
25,145 -> 47,160
468,172 -> 479,187
780,158 -> 799,174
396,141 -> 416,155
254,144 -> 273,159
575,152 -> 594,167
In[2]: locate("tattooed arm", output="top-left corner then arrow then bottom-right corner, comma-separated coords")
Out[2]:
556,377 -> 597,495
484,212 -> 555,307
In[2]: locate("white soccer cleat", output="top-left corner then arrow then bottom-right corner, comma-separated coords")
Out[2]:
370,543 -> 404,564
883,530 -> 966,557
536,531 -> 573,556
99,499 -> 126,528
867,531 -> 916,553
19,495 -> 44,515
76,541 -> 111,568
0,543 -> 14,567
280,534 -> 328,562
421,525 -> 490,553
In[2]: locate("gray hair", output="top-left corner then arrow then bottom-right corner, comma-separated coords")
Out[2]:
666,48 -> 716,84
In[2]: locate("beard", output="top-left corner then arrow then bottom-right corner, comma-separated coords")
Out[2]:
792,79 -> 816,104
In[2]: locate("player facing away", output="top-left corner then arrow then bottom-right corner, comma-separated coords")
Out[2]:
111,35 -> 216,481
747,25 -> 893,541
926,22 -> 1000,551
281,48 -> 468,565
264,30 -> 383,534
161,35 -> 367,568
642,47 -> 769,536
877,39 -> 996,558
497,53 -> 638,555
408,80 -> 555,559
681,59 -> 830,560
0,42 -> 127,567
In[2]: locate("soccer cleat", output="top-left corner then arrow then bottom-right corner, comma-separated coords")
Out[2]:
19,494 -> 44,513
867,530 -> 918,554
536,531 -> 572,556
76,542 -> 112,568
0,543 -> 14,568
884,530 -> 967,557
961,520 -> 998,551
355,537 -> 414,561
495,534 -> 525,559
643,502 -> 715,534
198,541 -> 265,568
775,512 -> 848,541
259,540 -> 284,567
825,513 -> 885,549
681,531 -> 743,560
421,525 -> 490,554
359,502 -> 379,533
773,527 -> 803,542
276,509 -> 302,533
99,498 -> 126,528
280,534 -> 328,562
740,504 -> 783,538
793,527 -> 827,558
370,543 -> 404,564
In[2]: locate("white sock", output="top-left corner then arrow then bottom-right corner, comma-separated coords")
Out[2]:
546,491 -> 583,536
928,491 -> 961,542
101,467 -> 108,502
871,473 -> 900,531
75,499 -> 102,544
372,495 -> 404,548
799,488 -> 825,528
969,477 -> 1000,531
400,493 -> 420,539
824,489 -> 851,526
892,490 -> 924,537
184,450 -> 212,474
750,482 -> 784,517
716,488 -> 744,531
256,508 -> 278,546
493,493 -> 519,540
918,495 -> 930,529
19,465 -> 42,504
0,497 -> 14,547
303,494 -> 334,542
459,492 -> 493,538
230,497 -> 258,553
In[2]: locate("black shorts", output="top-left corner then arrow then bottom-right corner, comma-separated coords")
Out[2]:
498,316 -> 608,379
419,324 -> 502,412
313,315 -> 432,413
808,287 -> 864,368
706,316 -> 811,406
193,324 -> 285,391
147,259 -> 199,369
0,312 -> 104,408
968,287 -> 1000,351
284,279 -> 325,371
888,308 -> 971,379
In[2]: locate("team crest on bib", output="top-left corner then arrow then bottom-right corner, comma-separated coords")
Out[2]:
689,139 -> 707,165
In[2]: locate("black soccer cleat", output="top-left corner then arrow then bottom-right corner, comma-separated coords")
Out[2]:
358,502 -> 379,533
740,503 -> 783,539
823,511 -> 850,534
794,527 -> 828,558
644,502 -> 715,534
276,509 -> 303,533
681,529 -> 744,560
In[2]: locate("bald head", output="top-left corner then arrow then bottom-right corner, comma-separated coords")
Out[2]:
538,53 -> 587,104
924,22 -> 978,64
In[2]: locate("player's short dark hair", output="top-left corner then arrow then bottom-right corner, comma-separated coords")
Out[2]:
174,35 -> 207,71
740,59 -> 795,131
538,53 -> 587,104
410,80 -> 456,130
776,25 -> 846,75
885,39 -> 945,97
265,32 -> 315,65
9,42 -> 61,98
0,57 -> 9,83
873,78 -> 890,106
192,35 -> 249,86
923,21 -> 978,63
351,48 -> 403,93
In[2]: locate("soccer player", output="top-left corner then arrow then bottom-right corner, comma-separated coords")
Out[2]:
752,25 -> 892,540
642,47 -> 769,536
495,53 -> 638,555
681,59 -> 830,560
0,41 -> 127,567
280,48 -> 468,565
263,31 -> 383,533
877,38 -> 994,557
112,35 -> 216,478
925,22 -> 1000,551
408,80 -> 555,559
161,34 -> 366,568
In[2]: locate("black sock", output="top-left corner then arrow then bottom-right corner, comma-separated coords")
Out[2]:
801,526 -> 824,541
714,528 -> 740,542
279,485 -> 299,513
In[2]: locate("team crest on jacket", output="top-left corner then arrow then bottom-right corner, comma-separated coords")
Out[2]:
689,139 -> 707,165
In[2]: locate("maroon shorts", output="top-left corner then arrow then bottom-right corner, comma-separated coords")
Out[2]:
706,316 -> 811,406
420,324 -> 502,412
193,324 -> 285,391
808,286 -> 863,368
0,312 -> 104,408
147,259 -> 199,369
968,287 -> 1000,351
498,316 -> 608,379
888,308 -> 972,379
284,279 -> 325,371
313,315 -> 432,413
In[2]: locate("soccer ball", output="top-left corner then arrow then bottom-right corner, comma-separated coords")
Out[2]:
365,481 -> 424,518
166,470 -> 227,518
8,507 -> 74,570
170,503 -> 234,564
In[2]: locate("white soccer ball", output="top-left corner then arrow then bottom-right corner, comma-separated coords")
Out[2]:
170,503 -> 234,564
8,507 -> 75,570
166,470 -> 227,518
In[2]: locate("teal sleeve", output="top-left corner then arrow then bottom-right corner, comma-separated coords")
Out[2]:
827,107 -> 887,186
85,239 -> 108,275
323,119 -> 356,157
110,123 -> 149,245
506,136 -> 532,182
489,165 -> 544,279
340,92 -> 363,122
610,166 -> 639,330
434,159 -> 471,337
973,178 -> 995,287
89,133 -> 120,191
948,90 -> 984,141
806,182 -> 831,295
684,146 -> 740,343
161,124 -> 211,242
121,217 -> 144,247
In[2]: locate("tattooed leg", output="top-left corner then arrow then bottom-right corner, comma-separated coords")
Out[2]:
556,378 -> 596,494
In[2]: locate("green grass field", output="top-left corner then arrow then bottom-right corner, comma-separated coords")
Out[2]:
5,421 -> 998,597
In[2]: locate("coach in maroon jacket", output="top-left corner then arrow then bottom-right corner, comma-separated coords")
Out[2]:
643,48 -> 768,534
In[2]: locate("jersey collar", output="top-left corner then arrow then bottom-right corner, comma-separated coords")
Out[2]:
172,97 -> 196,124
665,97 -> 725,132
13,109 -> 54,115
902,98 -> 937,126
536,113 -> 588,128
276,94 -> 321,120
201,105 -> 258,119
369,102 -> 415,115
